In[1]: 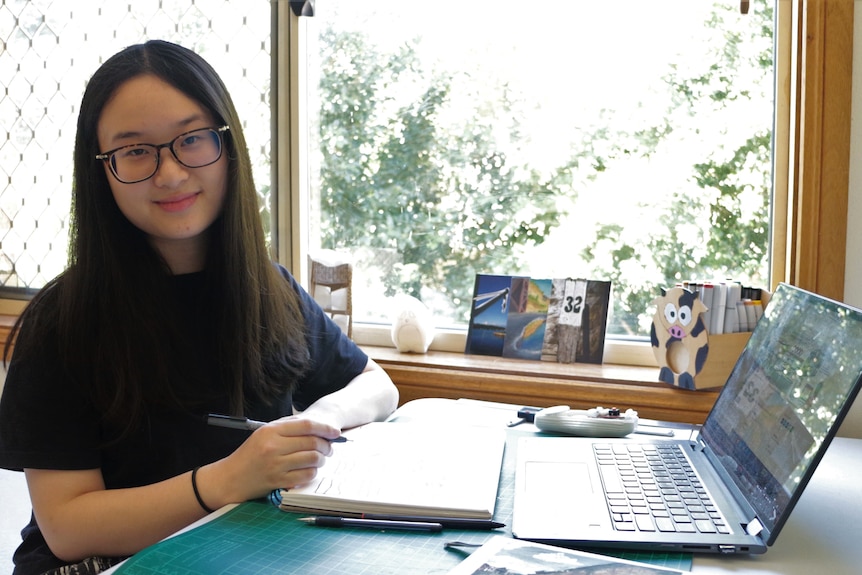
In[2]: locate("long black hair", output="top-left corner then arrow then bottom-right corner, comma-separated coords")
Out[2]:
6,40 -> 310,435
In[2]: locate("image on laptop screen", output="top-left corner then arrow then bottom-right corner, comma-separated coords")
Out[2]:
700,284 -> 862,538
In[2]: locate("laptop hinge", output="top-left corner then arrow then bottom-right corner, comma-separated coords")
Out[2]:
745,517 -> 764,537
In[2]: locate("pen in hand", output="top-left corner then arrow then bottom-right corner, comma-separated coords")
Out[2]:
205,414 -> 349,442
299,516 -> 443,532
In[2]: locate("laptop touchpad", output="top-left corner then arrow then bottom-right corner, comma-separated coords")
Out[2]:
524,460 -> 607,528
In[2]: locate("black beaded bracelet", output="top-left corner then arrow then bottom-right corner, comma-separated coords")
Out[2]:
191,466 -> 215,514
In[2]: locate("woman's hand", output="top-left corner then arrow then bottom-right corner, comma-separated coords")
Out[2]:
197,417 -> 341,508
194,358 -> 398,512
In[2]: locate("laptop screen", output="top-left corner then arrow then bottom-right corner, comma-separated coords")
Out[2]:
700,283 -> 862,539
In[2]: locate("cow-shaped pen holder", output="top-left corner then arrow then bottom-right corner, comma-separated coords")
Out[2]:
650,287 -> 710,390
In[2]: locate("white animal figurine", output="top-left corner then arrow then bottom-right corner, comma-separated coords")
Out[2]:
390,295 -> 435,353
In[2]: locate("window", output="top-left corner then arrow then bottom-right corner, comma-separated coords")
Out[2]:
0,0 -> 271,296
297,0 -> 778,346
2,1 -> 852,370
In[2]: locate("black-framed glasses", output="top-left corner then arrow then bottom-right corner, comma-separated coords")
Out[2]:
96,125 -> 230,184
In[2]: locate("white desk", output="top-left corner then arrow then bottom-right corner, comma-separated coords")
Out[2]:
102,398 -> 861,575
693,436 -> 860,575
397,398 -> 862,575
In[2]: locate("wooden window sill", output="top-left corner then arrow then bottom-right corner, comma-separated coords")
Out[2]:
0,313 -> 718,424
364,345 -> 719,425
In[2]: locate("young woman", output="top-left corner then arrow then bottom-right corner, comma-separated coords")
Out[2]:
0,40 -> 399,575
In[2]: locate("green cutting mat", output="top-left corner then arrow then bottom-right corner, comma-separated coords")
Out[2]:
115,501 -> 460,575
115,430 -> 692,574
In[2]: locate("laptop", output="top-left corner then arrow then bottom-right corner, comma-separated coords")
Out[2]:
512,283 -> 862,554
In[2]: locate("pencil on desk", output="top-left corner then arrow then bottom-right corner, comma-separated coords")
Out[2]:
297,513 -> 503,530
299,516 -> 443,532
359,514 -> 504,530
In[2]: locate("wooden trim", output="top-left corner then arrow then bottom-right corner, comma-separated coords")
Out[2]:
770,1 -> 792,286
785,0 -> 853,298
366,346 -> 719,424
0,314 -> 14,358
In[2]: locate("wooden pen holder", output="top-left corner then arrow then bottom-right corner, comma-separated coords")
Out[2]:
689,332 -> 751,390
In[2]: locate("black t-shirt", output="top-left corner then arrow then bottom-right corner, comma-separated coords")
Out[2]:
0,264 -> 367,575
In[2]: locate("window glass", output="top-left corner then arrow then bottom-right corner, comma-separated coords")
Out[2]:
303,0 -> 775,337
0,0 -> 270,293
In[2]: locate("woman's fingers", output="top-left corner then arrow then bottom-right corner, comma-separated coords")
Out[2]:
268,416 -> 342,442
246,420 -> 341,488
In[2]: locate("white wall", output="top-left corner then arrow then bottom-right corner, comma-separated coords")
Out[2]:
837,2 -> 862,438
847,5 -> 862,308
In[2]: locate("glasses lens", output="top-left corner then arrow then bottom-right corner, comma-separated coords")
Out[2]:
105,128 -> 225,183
172,128 -> 223,169
110,145 -> 159,183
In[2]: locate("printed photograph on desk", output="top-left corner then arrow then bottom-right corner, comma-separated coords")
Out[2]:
446,536 -> 684,575
466,274 -> 519,356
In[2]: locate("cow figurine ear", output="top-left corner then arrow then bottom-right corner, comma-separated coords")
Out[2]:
649,287 -> 710,390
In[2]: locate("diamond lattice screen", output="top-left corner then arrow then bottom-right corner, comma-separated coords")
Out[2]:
0,0 -> 271,291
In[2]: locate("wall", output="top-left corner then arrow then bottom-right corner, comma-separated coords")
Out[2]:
838,2 -> 862,438
847,6 -> 862,309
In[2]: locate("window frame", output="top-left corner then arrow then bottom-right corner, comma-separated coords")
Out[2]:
274,0 -> 851,365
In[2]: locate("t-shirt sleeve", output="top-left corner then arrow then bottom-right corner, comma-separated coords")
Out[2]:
0,313 -> 103,472
275,264 -> 368,411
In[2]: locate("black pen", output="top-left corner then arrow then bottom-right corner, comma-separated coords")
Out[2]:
299,516 -> 443,532
358,514 -> 504,530
206,414 -> 349,442
207,414 -> 268,430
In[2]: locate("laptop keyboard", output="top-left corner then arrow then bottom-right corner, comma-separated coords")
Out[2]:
594,443 -> 731,534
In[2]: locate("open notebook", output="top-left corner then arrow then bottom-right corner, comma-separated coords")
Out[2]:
278,421 -> 506,519
513,282 -> 862,554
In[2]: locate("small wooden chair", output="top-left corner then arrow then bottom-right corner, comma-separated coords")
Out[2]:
307,251 -> 353,338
